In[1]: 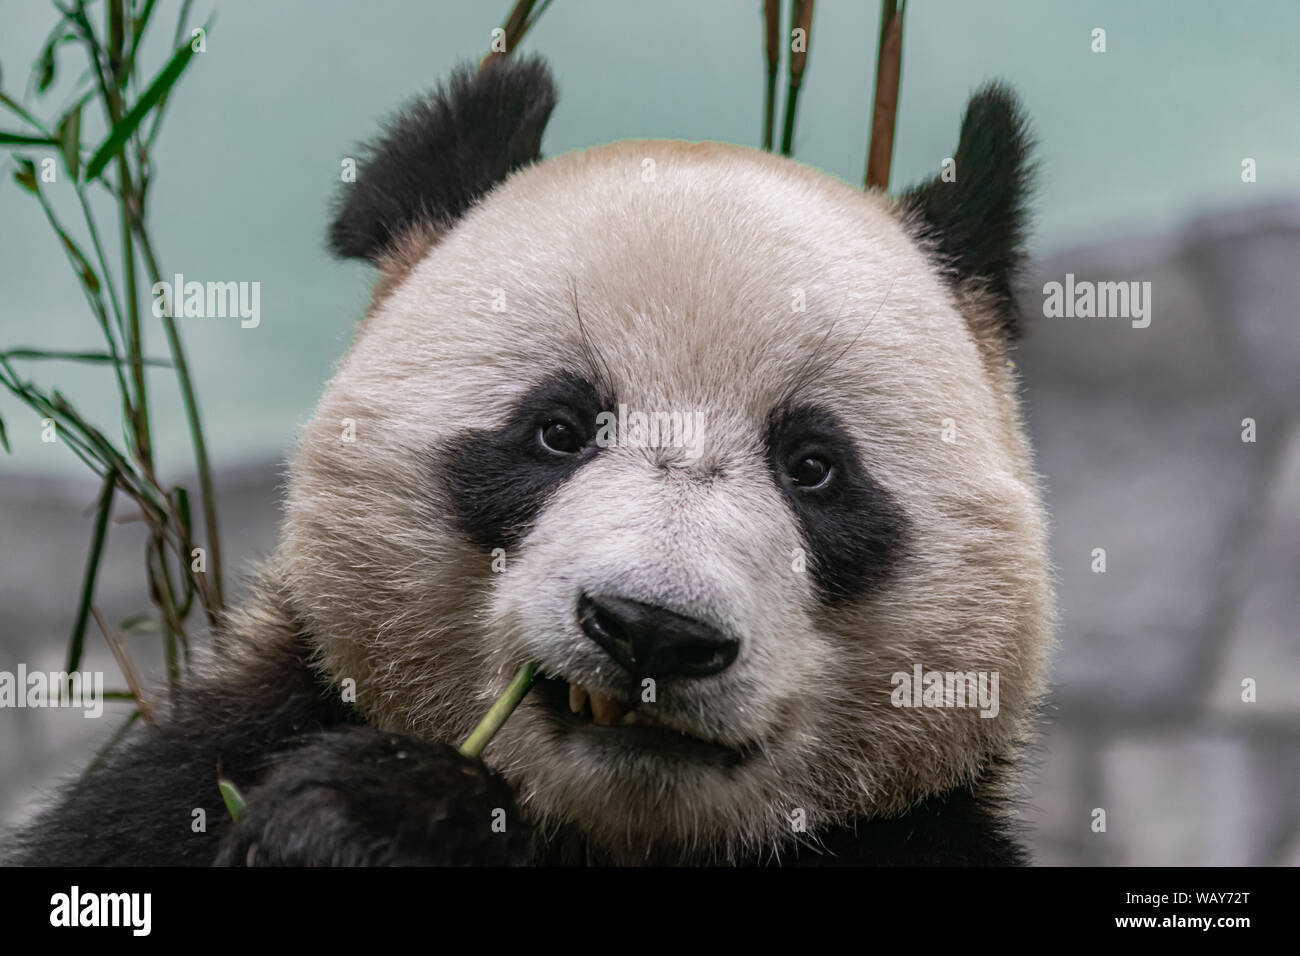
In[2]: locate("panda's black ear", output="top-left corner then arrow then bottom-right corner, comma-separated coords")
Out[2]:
896,83 -> 1035,339
329,55 -> 557,262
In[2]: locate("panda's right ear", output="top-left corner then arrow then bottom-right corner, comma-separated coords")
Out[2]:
329,55 -> 557,263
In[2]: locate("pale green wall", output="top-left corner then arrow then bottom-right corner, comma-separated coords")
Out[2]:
3,0 -> 1298,474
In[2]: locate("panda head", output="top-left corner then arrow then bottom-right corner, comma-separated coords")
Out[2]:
282,56 -> 1053,863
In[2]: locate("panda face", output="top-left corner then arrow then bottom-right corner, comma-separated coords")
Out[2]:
281,60 -> 1053,862
281,137 -> 1051,862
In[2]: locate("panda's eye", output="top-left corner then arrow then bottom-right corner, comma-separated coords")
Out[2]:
788,455 -> 833,490
538,419 -> 586,455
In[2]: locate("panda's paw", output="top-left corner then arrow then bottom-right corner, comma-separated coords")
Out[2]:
214,726 -> 529,866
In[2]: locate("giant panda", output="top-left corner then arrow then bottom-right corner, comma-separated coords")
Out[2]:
13,55 -> 1052,866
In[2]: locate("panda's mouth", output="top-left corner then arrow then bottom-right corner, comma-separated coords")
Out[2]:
532,674 -> 752,762
544,675 -> 650,727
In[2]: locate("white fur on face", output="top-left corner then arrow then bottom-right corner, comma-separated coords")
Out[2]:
281,141 -> 1054,863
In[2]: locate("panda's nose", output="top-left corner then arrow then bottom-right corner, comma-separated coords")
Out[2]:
577,592 -> 739,679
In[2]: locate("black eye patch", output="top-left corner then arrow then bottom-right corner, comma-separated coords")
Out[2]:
765,404 -> 908,604
443,372 -> 609,550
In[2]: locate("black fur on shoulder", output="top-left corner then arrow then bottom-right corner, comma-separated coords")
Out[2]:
329,54 -> 557,262
6,624 -> 363,866
896,83 -> 1036,339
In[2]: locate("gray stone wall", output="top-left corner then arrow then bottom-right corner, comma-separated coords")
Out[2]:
1018,202 -> 1300,865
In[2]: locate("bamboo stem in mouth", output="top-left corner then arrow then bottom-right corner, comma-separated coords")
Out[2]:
459,663 -> 537,759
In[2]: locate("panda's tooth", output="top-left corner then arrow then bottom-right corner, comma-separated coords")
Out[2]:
589,690 -> 627,726
568,683 -> 589,714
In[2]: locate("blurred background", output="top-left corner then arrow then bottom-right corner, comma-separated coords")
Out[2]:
1,0 -> 1297,864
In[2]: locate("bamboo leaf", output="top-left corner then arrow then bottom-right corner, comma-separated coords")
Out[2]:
146,2 -> 201,150
47,390 -> 141,488
67,472 -> 118,674
0,130 -> 57,146
119,613 -> 159,635
54,229 -> 101,294
172,484 -> 196,614
218,778 -> 247,822
20,177 -> 105,298
0,413 -> 9,453
36,43 -> 56,94
12,157 -> 37,192
57,104 -> 81,179
85,21 -> 209,182
174,485 -> 192,540
131,0 -> 160,58
1,348 -> 171,368
30,16 -> 77,97
1,91 -> 55,138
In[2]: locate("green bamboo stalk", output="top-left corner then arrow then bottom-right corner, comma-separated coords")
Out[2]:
460,663 -> 536,759
481,0 -> 555,68
66,471 -> 117,674
72,0 -> 155,476
119,162 -> 152,473
864,0 -> 905,189
75,186 -> 131,360
780,0 -> 816,157
90,603 -> 154,722
762,0 -> 780,150
107,0 -> 126,89
89,0 -> 225,610
133,229 -> 225,610
146,532 -> 184,689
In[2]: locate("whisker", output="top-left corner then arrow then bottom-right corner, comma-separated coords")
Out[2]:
568,274 -> 617,400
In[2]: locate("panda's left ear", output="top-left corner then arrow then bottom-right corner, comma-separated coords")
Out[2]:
895,83 -> 1035,340
329,55 -> 557,263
